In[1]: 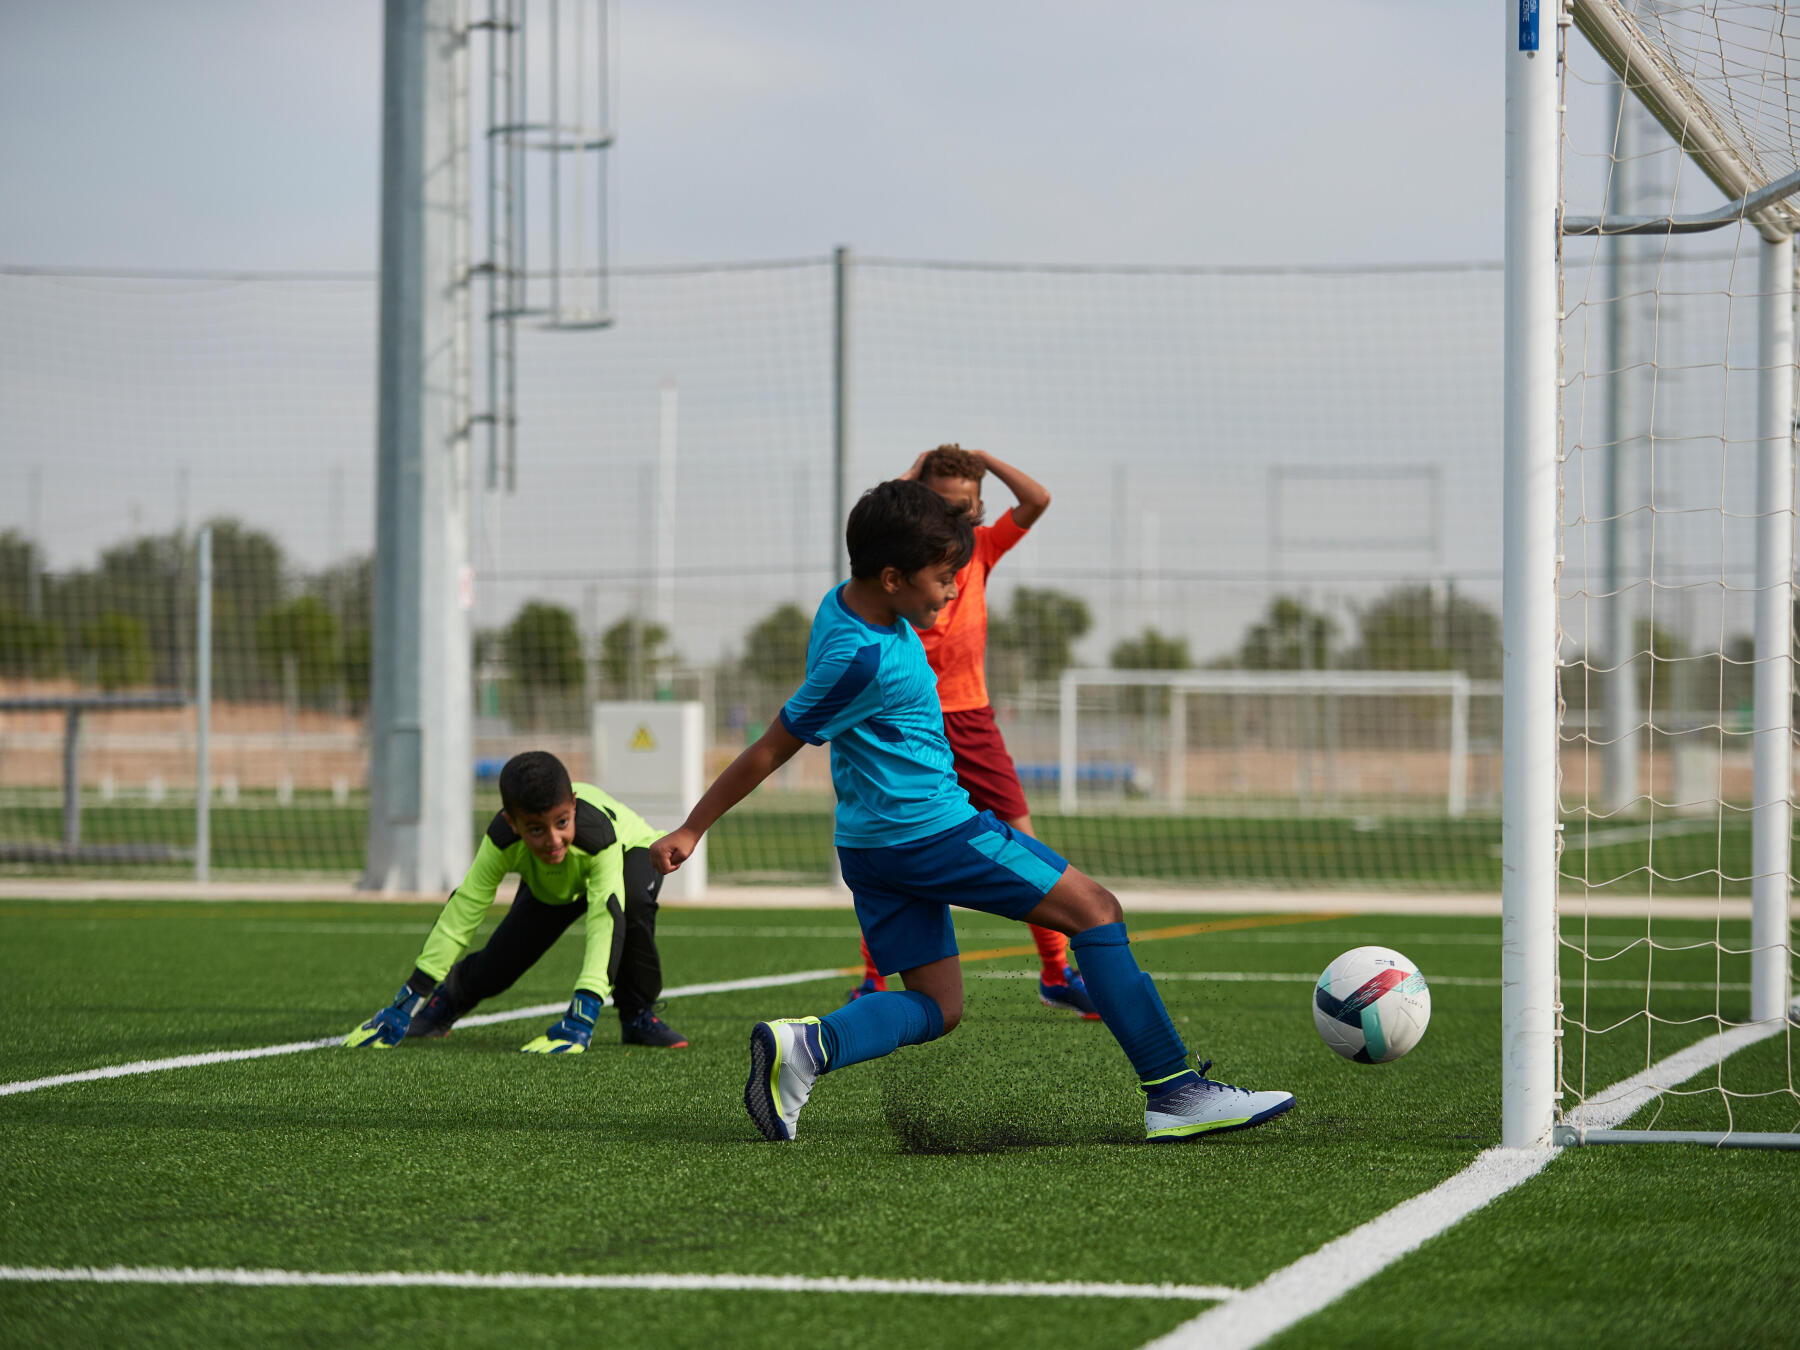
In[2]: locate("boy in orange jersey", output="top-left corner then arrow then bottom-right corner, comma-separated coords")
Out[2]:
846,444 -> 1099,1019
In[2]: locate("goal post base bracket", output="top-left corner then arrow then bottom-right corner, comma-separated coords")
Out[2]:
1552,1126 -> 1800,1151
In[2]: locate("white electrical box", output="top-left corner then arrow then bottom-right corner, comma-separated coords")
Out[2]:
591,701 -> 706,900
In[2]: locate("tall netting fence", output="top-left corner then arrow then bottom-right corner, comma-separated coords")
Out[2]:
0,256 -> 1506,885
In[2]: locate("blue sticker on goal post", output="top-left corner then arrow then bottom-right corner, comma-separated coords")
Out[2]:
1519,0 -> 1540,51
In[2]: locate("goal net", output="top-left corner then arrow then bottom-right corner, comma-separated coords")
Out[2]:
1548,0 -> 1800,1146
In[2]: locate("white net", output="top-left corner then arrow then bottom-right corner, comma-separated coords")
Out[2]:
1558,2 -> 1800,1140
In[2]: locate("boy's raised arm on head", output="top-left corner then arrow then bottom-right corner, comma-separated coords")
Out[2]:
973,449 -> 1051,529
651,720 -> 806,874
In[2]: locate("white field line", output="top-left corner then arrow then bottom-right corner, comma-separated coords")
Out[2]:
1561,1017 -> 1789,1130
0,1265 -> 1232,1302
1140,1017 -> 1788,1350
0,968 -> 848,1100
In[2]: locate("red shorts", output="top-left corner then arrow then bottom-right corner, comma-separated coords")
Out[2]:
943,705 -> 1030,822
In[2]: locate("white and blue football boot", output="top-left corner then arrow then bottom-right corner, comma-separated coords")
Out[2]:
1143,1060 -> 1295,1141
745,1017 -> 827,1141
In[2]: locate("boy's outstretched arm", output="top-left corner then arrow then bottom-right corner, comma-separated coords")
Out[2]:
973,450 -> 1051,529
652,721 -> 805,874
521,845 -> 625,1054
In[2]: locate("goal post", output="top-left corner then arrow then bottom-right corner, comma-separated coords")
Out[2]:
1056,669 -> 1473,819
1502,0 -> 1561,1150
1510,0 -> 1800,1150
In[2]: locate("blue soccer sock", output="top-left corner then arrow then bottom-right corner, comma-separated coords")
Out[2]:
816,989 -> 945,1071
1068,922 -> 1193,1088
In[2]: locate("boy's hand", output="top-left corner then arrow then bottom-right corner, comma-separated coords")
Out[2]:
520,990 -> 603,1054
342,985 -> 428,1048
651,826 -> 699,874
900,451 -> 930,481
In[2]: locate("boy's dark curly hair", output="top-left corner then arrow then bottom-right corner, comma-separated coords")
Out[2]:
845,479 -> 975,580
498,750 -> 574,817
919,444 -> 985,485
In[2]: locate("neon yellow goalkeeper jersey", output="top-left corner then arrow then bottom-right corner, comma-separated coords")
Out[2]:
413,782 -> 662,1000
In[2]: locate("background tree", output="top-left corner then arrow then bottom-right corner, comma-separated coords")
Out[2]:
1111,627 -> 1192,671
1111,626 -> 1192,713
200,519 -> 289,698
0,530 -> 45,615
507,602 -> 586,690
989,587 -> 1091,685
1231,596 -> 1338,671
1346,583 -> 1502,679
503,601 -> 586,728
601,614 -> 674,696
304,555 -> 373,712
741,603 -> 811,692
255,595 -> 342,703
0,610 -> 62,679
75,612 -> 152,691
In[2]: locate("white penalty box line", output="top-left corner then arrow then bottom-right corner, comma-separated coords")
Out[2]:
0,1265 -> 1235,1303
1139,1017 -> 1791,1350
0,968 -> 848,1100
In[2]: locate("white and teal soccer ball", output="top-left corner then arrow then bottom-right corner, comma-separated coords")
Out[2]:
1312,946 -> 1431,1064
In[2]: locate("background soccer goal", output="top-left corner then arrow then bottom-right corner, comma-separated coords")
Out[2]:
1507,0 -> 1800,1150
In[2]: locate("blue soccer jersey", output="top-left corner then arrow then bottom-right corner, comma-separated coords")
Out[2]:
778,584 -> 975,847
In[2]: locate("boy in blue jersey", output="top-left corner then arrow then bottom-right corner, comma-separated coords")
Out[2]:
652,480 -> 1295,1142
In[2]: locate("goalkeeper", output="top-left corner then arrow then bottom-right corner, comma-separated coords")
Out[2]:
343,750 -> 689,1053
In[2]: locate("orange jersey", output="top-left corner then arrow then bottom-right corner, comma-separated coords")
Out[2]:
918,510 -> 1028,713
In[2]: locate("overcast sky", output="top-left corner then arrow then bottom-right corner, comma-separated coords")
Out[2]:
0,1 -> 1506,271
8,2 -> 1759,670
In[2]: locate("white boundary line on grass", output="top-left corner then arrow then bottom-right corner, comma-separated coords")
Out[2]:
0,1265 -> 1235,1302
0,968 -> 847,1099
1140,1018 -> 1790,1350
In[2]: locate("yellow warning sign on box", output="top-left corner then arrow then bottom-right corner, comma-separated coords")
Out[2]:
627,724 -> 658,752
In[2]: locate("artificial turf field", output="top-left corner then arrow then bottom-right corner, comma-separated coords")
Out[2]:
1,899 -> 1794,1349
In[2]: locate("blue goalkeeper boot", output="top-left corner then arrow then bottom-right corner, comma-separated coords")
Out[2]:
621,1004 -> 690,1048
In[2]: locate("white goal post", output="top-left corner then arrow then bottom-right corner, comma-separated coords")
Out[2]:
1508,0 -> 1800,1150
1055,669 -> 1472,818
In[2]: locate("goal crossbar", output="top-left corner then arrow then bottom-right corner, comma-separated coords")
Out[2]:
1571,0 -> 1799,241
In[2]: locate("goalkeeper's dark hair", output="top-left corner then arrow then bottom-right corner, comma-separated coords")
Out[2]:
499,750 -> 574,817
919,444 -> 985,485
845,478 -> 975,581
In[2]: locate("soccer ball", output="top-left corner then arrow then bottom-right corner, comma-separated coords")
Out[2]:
1312,945 -> 1431,1063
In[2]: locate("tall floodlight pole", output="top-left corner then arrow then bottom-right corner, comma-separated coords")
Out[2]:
833,245 -> 851,582
1501,0 -> 1561,1150
1603,77 -> 1640,816
1750,230 -> 1794,1024
365,0 -> 474,893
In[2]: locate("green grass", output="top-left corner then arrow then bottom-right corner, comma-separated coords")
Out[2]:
0,899 -> 1794,1347
5,800 -> 1784,895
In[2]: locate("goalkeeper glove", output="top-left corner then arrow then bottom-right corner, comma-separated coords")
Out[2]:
520,989 -> 603,1054
343,984 -> 429,1048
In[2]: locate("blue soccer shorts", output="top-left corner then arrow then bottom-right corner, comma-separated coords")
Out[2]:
838,810 -> 1071,976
